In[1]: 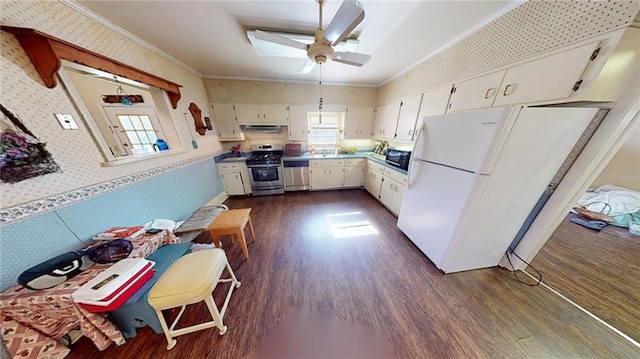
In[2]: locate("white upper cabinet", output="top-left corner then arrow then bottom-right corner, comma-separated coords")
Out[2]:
395,94 -> 423,141
288,104 -> 312,141
344,107 -> 374,139
235,104 -> 289,125
373,102 -> 401,140
419,85 -> 454,118
210,103 -> 244,141
414,85 -> 453,140
448,70 -> 506,113
493,41 -> 600,106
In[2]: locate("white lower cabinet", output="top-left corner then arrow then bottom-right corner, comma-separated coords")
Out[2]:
310,166 -> 344,190
364,161 -> 385,197
365,160 -> 407,216
379,176 -> 406,215
217,162 -> 251,195
310,158 -> 365,190
310,159 -> 345,190
344,159 -> 365,188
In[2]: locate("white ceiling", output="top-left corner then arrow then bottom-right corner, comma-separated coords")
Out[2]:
76,1 -> 522,87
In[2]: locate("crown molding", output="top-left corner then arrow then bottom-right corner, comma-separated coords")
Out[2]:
59,0 -> 203,78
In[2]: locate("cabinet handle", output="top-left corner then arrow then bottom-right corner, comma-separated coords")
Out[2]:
503,84 -> 515,96
232,129 -> 235,134
408,129 -> 412,136
484,88 -> 496,99
263,114 -> 266,119
415,129 -> 420,137
235,174 -> 239,180
256,113 -> 260,119
394,185 -> 399,193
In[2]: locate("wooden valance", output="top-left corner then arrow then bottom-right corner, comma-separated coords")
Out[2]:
1,26 -> 182,109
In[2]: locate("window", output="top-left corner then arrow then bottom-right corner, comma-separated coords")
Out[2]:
102,107 -> 164,156
308,111 -> 344,146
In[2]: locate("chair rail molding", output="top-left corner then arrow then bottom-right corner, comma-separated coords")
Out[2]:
0,26 -> 183,109
0,154 -> 213,227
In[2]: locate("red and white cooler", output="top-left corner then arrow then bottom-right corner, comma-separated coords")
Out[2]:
72,258 -> 155,312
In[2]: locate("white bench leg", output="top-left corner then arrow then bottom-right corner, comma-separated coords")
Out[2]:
204,295 -> 227,335
154,309 -> 177,350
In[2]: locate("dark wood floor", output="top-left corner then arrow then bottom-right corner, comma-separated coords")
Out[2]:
68,190 -> 640,358
529,212 -> 640,343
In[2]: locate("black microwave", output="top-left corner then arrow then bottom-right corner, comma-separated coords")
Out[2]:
385,149 -> 411,170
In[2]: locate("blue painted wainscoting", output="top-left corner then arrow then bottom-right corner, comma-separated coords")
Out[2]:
0,157 -> 224,291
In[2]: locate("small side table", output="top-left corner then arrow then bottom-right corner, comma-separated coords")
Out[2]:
207,208 -> 257,259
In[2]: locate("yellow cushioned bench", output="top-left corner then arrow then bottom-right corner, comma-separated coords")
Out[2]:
148,249 -> 241,350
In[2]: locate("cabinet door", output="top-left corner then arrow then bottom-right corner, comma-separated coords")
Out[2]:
364,167 -> 383,197
310,167 -> 344,190
343,107 -> 362,139
374,102 -> 400,140
326,167 -> 345,189
234,104 -> 262,125
221,172 -> 246,195
395,94 -> 423,141
419,85 -> 453,117
359,107 -> 374,138
448,70 -> 505,113
309,166 -> 324,190
390,181 -> 406,215
414,86 -> 453,140
493,42 -> 600,106
211,103 -> 243,141
288,105 -> 310,141
261,104 -> 289,125
343,164 -> 364,187
379,178 -> 395,208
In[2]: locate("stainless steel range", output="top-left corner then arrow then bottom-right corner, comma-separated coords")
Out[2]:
246,144 -> 284,196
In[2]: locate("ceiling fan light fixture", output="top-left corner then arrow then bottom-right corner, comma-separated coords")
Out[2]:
307,42 -> 335,64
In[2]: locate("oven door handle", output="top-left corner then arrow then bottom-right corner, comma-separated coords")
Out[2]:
247,164 -> 280,169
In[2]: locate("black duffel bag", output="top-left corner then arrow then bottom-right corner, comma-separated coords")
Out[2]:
18,251 -> 94,290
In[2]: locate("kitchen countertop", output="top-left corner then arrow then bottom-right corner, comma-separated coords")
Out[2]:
214,151 -> 407,174
218,156 -> 249,163
283,152 -> 407,175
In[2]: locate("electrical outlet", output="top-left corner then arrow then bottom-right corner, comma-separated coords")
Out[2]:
54,113 -> 79,130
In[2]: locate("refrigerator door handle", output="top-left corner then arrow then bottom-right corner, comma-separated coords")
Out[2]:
407,121 -> 426,187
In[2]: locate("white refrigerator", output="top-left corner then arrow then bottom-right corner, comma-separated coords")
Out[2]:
396,106 -> 598,273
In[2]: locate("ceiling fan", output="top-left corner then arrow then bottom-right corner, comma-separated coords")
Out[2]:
250,0 -> 371,73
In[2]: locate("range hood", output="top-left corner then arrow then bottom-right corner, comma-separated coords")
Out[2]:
243,125 -> 282,133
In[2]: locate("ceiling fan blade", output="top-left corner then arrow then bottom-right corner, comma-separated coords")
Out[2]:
254,29 -> 308,50
323,0 -> 365,46
333,51 -> 371,67
300,59 -> 316,73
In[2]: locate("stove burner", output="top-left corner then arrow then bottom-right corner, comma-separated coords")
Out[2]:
246,151 -> 283,166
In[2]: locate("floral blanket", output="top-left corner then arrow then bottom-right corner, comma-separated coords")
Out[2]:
0,230 -> 180,357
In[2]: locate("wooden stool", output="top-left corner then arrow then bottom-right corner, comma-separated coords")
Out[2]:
207,208 -> 256,259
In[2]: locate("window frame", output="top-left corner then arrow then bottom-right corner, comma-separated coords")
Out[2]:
307,110 -> 345,148
58,61 -> 184,166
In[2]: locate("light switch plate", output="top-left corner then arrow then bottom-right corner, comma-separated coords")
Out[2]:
54,113 -> 79,130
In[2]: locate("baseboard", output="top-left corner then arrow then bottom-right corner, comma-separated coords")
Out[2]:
206,191 -> 228,206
